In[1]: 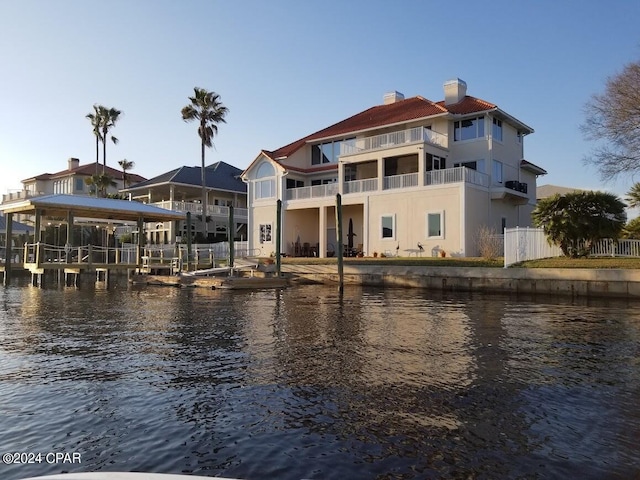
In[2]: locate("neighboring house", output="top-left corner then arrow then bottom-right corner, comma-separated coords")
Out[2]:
0,214 -> 32,262
242,78 -> 547,258
1,158 -> 146,226
122,161 -> 248,243
537,184 -> 585,200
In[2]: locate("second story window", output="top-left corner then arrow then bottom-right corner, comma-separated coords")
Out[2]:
255,162 -> 276,200
492,160 -> 503,184
492,118 -> 503,142
454,116 -> 485,142
311,138 -> 354,165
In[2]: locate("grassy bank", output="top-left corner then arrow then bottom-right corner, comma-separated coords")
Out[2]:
262,256 -> 640,269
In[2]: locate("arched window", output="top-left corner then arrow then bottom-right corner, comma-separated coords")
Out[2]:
256,162 -> 275,178
254,161 -> 276,199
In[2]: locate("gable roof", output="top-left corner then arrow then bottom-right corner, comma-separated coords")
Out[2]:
0,214 -> 32,234
125,161 -> 246,194
265,94 -> 505,161
22,163 -> 147,184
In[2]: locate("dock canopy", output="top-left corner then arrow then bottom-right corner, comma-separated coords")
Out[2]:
0,194 -> 185,222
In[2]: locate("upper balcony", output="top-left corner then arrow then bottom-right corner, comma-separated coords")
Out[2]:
285,183 -> 339,201
340,126 -> 448,157
152,201 -> 248,220
285,166 -> 490,203
1,190 -> 45,204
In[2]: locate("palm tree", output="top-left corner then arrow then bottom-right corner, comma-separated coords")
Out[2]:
181,87 -> 228,239
626,183 -> 640,209
98,106 -> 122,173
85,173 -> 117,198
86,105 -> 103,175
118,159 -> 135,188
532,191 -> 627,257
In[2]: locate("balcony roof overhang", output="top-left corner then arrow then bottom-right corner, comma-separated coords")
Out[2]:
520,159 -> 547,175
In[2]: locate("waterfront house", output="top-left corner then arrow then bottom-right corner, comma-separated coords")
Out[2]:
241,78 -> 547,258
1,157 -> 147,226
121,161 -> 248,243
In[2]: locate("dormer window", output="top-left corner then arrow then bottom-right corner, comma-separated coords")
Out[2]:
454,117 -> 485,141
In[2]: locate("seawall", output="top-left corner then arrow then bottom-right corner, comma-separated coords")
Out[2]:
281,264 -> 640,299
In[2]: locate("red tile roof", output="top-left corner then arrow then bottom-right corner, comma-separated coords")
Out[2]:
23,163 -> 147,184
266,95 -> 497,161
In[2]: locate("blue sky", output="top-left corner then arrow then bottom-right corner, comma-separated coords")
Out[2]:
1,1 -> 639,207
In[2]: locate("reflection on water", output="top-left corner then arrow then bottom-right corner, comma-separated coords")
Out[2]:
1,283 -> 639,479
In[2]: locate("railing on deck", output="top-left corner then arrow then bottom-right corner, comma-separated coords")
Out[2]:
383,172 -> 419,190
23,243 -> 139,266
286,183 -> 338,200
425,166 -> 490,187
344,178 -> 378,194
151,201 -> 248,218
341,126 -> 448,156
21,241 -> 257,271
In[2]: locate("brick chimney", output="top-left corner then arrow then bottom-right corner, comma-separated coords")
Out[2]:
443,78 -> 467,105
68,157 -> 80,170
383,91 -> 405,105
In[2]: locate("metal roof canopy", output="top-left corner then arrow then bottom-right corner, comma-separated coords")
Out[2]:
0,194 -> 185,223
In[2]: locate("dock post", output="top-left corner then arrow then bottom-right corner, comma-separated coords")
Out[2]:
228,206 -> 235,269
186,212 -> 192,272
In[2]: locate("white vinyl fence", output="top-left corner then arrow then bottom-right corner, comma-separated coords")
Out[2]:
504,227 -> 640,267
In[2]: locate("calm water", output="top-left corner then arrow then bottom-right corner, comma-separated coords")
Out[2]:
0,280 -> 639,480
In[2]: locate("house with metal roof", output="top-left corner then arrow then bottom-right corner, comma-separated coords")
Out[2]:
241,78 -> 547,258
122,161 -> 247,243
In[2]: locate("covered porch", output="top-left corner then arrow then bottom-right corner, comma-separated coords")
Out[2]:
284,203 -> 365,258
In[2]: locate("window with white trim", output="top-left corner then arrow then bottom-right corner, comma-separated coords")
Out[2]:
426,211 -> 444,238
492,160 -> 503,184
454,159 -> 485,173
454,117 -> 484,141
259,224 -> 272,243
255,162 -> 276,200
381,214 -> 395,240
492,118 -> 503,142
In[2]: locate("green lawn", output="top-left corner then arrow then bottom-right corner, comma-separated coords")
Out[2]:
260,256 -> 640,269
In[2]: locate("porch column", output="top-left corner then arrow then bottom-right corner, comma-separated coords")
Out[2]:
169,185 -> 175,241
418,147 -> 426,186
34,209 -> 42,242
3,212 -> 13,285
377,155 -> 384,191
364,197 -> 370,256
319,206 -> 327,259
66,211 -> 74,263
66,211 -> 74,245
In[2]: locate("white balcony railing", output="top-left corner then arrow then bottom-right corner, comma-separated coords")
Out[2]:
1,190 -> 45,204
152,201 -> 248,219
286,183 -> 338,201
344,178 -> 378,194
425,167 -> 489,188
383,172 -> 419,190
341,126 -> 448,156
284,167 -> 488,200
